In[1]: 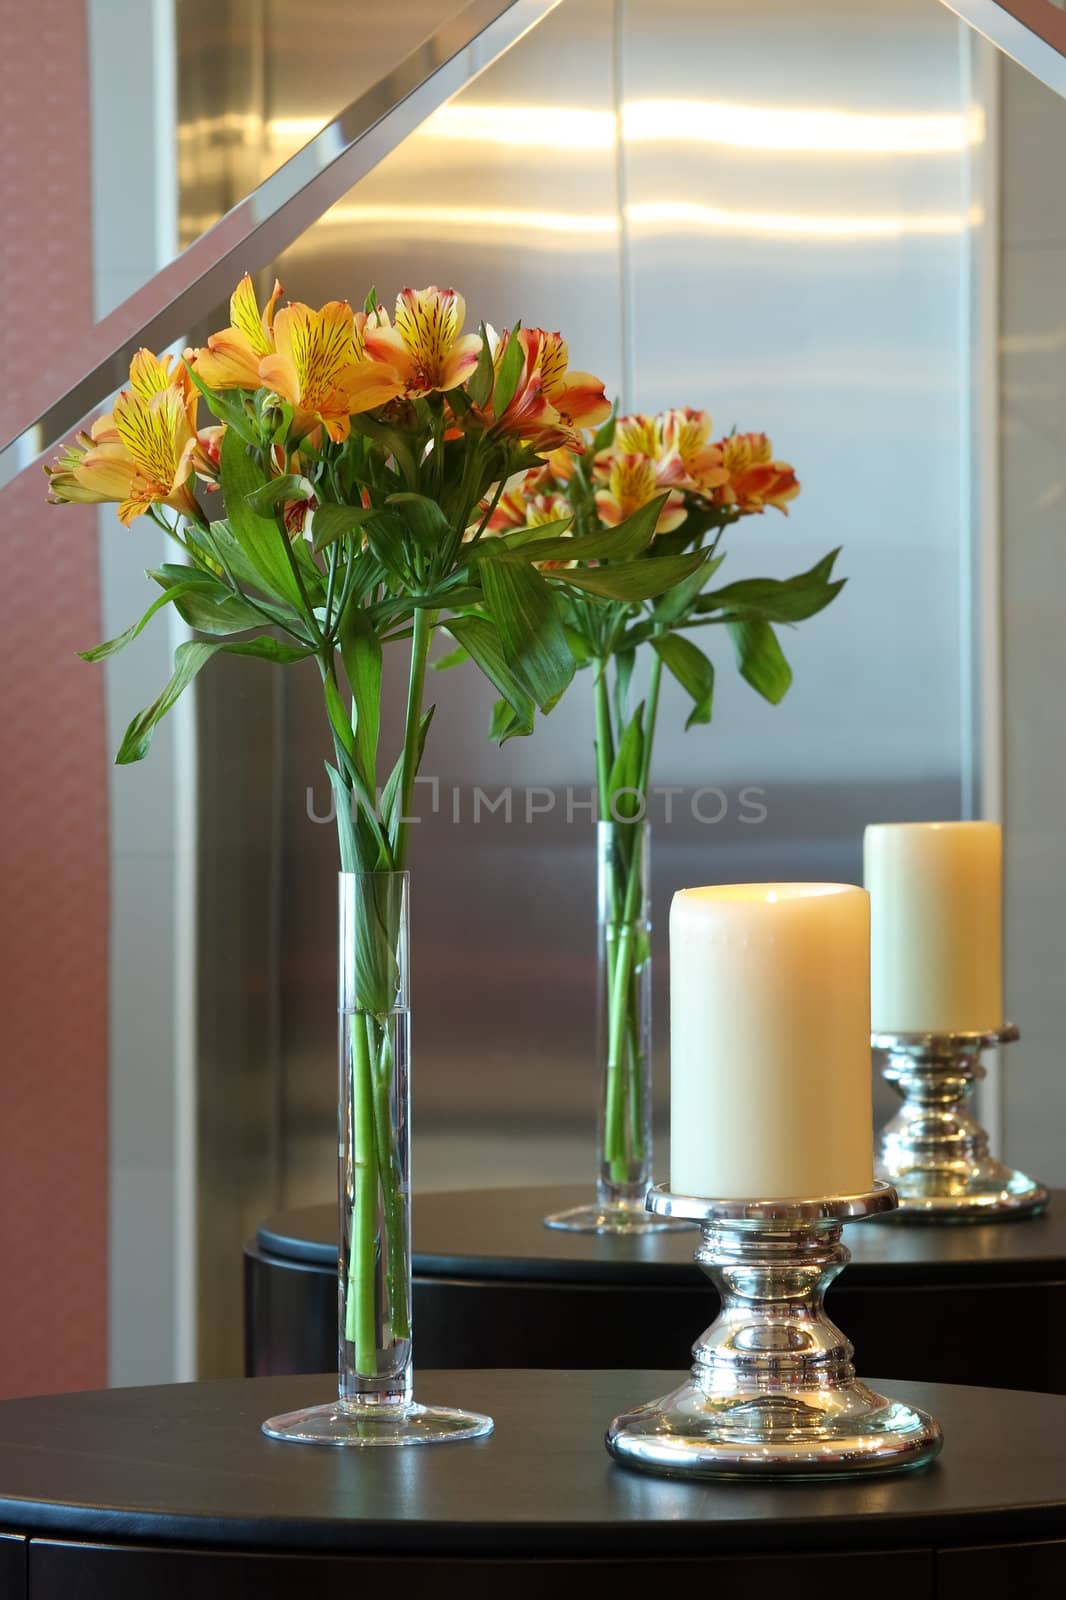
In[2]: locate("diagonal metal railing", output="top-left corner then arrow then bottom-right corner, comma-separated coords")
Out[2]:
938,0 -> 1066,94
0,0 -> 561,491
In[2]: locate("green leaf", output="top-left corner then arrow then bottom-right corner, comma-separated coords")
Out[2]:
652,552 -> 726,624
323,672 -> 356,758
363,285 -> 379,315
728,619 -> 792,704
488,518 -> 573,553
221,430 -> 307,609
491,494 -> 663,567
552,549 -> 711,603
115,640 -> 222,763
325,762 -> 358,872
244,474 -> 316,516
386,492 -> 452,549
613,648 -> 636,733
431,643 -> 469,672
381,706 -> 435,848
184,358 -> 259,446
150,568 -> 266,635
479,555 -> 574,711
466,322 -> 495,410
652,634 -> 715,729
196,521 -> 302,626
492,323 -> 524,418
489,697 -> 528,743
79,581 -> 198,662
606,704 -> 645,821
698,549 -> 845,623
339,608 -> 382,791
563,626 -> 592,665
115,633 -> 315,764
310,503 -> 376,554
446,614 -> 535,739
223,637 -> 315,666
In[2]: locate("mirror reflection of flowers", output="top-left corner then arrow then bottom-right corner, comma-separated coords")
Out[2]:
465,402 -> 842,1196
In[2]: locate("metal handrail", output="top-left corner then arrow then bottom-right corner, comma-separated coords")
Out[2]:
937,0 -> 1066,95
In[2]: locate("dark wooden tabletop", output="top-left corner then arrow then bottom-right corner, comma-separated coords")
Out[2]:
256,1184 -> 1066,1286
1,1371 -> 1065,1558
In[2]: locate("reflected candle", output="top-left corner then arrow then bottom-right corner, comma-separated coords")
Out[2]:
669,884 -> 874,1200
864,821 -> 1003,1034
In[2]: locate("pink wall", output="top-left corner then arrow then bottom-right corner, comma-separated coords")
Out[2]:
0,1 -> 109,1397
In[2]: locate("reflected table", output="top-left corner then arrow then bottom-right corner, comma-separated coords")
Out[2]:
1,1371 -> 1066,1596
244,1184 -> 1066,1390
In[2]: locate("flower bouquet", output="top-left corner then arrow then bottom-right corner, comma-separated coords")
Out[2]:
47,277 -> 709,1441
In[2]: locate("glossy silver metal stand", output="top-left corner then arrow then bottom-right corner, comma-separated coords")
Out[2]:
606,1183 -> 943,1480
874,1024 -> 1049,1221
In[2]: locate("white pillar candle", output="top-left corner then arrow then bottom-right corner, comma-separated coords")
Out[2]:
670,884 -> 874,1201
864,821 -> 1003,1034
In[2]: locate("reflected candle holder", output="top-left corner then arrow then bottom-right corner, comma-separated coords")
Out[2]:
606,1183 -> 943,1480
874,1024 -> 1049,1221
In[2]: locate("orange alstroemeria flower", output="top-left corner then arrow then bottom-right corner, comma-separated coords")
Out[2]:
258,300 -> 404,442
361,286 -> 482,396
696,432 -> 800,514
491,329 -> 609,452
191,274 -> 283,390
594,451 -> 687,535
45,349 -> 201,526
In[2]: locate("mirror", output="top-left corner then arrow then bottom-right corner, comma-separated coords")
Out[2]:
4,0 -> 1064,1392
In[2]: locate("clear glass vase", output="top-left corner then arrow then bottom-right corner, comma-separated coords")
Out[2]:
262,872 -> 493,1445
546,821 -> 684,1234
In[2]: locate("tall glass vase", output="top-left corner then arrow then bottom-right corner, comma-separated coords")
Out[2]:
546,822 -> 683,1234
262,871 -> 493,1445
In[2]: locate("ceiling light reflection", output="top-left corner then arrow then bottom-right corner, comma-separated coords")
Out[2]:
261,99 -> 981,158
321,200 -> 977,243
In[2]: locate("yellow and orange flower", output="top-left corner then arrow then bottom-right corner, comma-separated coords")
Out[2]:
489,328 -> 609,452
594,451 -> 686,534
361,286 -> 482,396
258,300 -> 403,442
695,432 -> 800,513
45,348 -> 201,525
191,274 -> 283,390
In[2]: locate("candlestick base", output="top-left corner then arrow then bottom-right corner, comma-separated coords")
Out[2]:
874,1026 -> 1049,1221
606,1184 -> 943,1480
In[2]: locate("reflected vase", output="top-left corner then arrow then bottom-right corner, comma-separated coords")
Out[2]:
546,821 -> 683,1234
262,871 -> 493,1445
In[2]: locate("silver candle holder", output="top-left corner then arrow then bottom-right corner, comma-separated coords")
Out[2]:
606,1182 -> 943,1480
874,1024 -> 1049,1221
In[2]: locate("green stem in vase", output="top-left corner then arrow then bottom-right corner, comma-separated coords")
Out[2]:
346,1011 -> 380,1372
369,1014 -> 411,1341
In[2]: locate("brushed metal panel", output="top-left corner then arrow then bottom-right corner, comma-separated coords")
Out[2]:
622,0 -> 972,792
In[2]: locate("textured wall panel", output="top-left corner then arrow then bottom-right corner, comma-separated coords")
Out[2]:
0,2 -> 108,1398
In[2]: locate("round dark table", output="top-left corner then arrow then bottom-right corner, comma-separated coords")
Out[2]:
244,1184 -> 1066,1392
1,1370 -> 1065,1597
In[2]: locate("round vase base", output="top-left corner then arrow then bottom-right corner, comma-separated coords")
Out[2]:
606,1376 -> 943,1480
544,1200 -> 694,1235
262,1397 -> 494,1447
879,1164 -> 1049,1223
